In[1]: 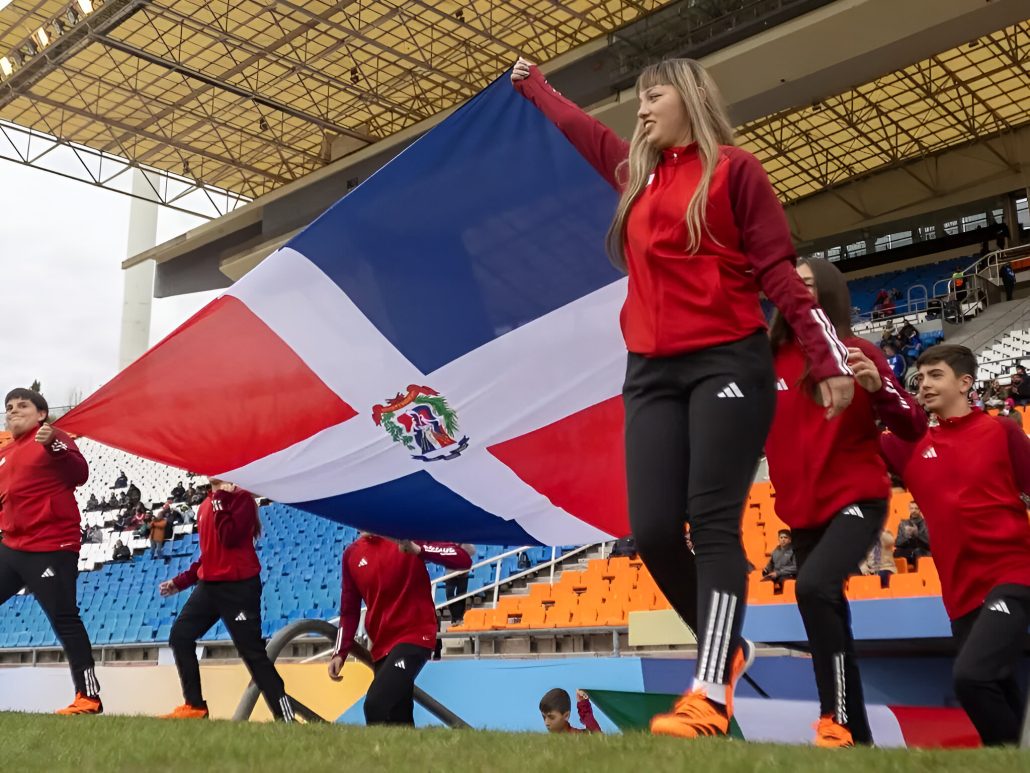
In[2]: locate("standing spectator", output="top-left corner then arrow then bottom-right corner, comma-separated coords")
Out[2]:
611,535 -> 639,559
1001,263 -> 1016,302
952,269 -> 968,303
894,502 -> 931,567
126,482 -> 141,506
150,512 -> 168,559
761,530 -> 797,593
112,540 -> 131,561
444,544 -> 476,625
884,344 -> 906,381
328,535 -> 472,725
860,530 -> 897,588
899,322 -> 923,362
170,481 -> 186,503
1010,366 -> 1030,407
159,481 -> 293,721
185,484 -> 197,504
0,387 -> 102,713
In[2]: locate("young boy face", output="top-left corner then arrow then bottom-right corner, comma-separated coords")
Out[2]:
541,708 -> 570,732
4,396 -> 45,439
917,360 -> 972,416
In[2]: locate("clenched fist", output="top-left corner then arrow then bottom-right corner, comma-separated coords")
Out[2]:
35,424 -> 55,446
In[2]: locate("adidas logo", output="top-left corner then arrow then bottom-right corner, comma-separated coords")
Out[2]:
358,557 -> 368,568
40,567 -> 55,579
922,447 -> 938,459
842,506 -> 864,519
988,600 -> 1011,615
0,457 -> 6,467
716,382 -> 744,399
51,440 -> 68,452
235,611 -> 247,622
776,378 -> 788,392
394,659 -> 406,670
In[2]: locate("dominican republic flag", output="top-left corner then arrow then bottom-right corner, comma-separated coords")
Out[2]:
60,74 -> 632,546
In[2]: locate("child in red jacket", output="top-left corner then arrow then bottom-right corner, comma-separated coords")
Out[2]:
540,688 -> 602,733
765,260 -> 926,747
0,387 -> 100,714
327,533 -> 471,725
158,480 -> 292,721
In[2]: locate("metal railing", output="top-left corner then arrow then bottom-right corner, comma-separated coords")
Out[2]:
438,625 -> 627,659
234,617 -> 469,727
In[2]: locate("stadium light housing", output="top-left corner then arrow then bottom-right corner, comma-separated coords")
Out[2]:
0,0 -> 13,13
0,0 -> 102,81
0,57 -> 11,77
76,0 -> 94,14
33,28 -> 50,49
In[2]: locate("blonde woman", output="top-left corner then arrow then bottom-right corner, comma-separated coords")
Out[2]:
512,58 -> 853,738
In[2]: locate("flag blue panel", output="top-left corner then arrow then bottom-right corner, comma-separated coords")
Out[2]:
291,471 -> 539,545
289,75 -> 622,374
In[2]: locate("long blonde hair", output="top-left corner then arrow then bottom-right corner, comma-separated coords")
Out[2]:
606,59 -> 735,270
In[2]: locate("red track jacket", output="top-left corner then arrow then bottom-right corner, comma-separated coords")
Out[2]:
173,488 -> 261,588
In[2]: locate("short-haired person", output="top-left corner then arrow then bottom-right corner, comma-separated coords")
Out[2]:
880,344 -> 1030,746
539,688 -> 602,733
511,54 -> 853,740
328,534 -> 472,725
0,388 -> 102,714
767,260 -> 927,747
158,480 -> 293,721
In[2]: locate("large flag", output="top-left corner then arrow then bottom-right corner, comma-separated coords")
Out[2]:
60,75 -> 631,546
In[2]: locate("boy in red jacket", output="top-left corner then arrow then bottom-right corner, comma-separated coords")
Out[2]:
540,688 -> 602,733
878,344 -> 1030,746
158,480 -> 293,721
0,388 -> 101,714
327,533 -> 472,725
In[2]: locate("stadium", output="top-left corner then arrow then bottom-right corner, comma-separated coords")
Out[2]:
1,0 -> 1030,769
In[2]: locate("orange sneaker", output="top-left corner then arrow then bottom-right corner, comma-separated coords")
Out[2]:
650,690 -> 730,738
160,703 -> 210,720
55,693 -> 103,715
814,715 -> 854,748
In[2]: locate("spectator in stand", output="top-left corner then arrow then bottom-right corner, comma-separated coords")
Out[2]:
1001,263 -> 1016,302
328,534 -> 472,725
517,550 -> 531,571
611,535 -> 639,559
1010,366 -> 1030,407
1001,404 -> 1024,429
189,486 -> 208,506
126,482 -> 141,506
860,530 -> 897,588
884,344 -> 906,381
899,322 -> 923,361
85,525 -> 103,544
185,484 -> 197,504
85,493 -> 100,512
444,544 -> 476,626
100,493 -> 118,514
170,481 -> 186,503
539,688 -> 602,733
983,379 -> 1006,409
117,491 -> 127,507
952,269 -> 968,303
894,502 -> 931,567
872,290 -> 892,320
112,470 -> 127,489
112,540 -> 131,561
761,530 -> 797,593
150,512 -> 168,558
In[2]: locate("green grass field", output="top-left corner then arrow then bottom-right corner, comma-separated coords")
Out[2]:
0,714 -> 1024,773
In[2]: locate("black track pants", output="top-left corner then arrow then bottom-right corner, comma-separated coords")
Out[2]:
624,332 -> 776,686
0,543 -> 99,697
364,643 -> 432,725
950,583 -> 1030,746
791,500 -> 886,744
169,576 -> 292,720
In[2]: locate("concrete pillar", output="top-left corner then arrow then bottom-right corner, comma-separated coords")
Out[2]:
118,170 -> 160,371
1002,192 -> 1021,247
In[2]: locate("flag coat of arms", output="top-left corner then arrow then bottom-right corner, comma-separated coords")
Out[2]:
61,75 -> 632,546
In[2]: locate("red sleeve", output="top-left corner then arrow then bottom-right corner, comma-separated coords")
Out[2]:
879,431 -> 915,480
413,541 -> 474,571
44,431 -> 89,488
726,149 -> 851,383
577,698 -> 602,733
172,558 -> 201,590
333,547 -> 362,659
213,490 -> 255,547
858,340 -> 927,441
999,417 -> 1030,495
514,66 -> 628,190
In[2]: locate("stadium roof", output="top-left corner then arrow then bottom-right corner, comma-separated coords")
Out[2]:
0,0 -> 679,204
736,19 -> 1030,205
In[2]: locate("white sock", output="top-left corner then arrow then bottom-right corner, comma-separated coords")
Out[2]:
691,678 -> 727,705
